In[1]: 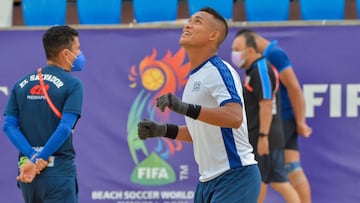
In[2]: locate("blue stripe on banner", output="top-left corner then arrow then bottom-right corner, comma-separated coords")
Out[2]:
258,59 -> 272,99
221,127 -> 242,168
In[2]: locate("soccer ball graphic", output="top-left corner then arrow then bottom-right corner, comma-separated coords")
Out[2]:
141,68 -> 165,91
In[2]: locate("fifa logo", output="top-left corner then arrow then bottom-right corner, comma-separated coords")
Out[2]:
127,48 -> 191,186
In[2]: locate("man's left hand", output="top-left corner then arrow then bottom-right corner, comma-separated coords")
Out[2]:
257,137 -> 269,156
17,161 -> 37,183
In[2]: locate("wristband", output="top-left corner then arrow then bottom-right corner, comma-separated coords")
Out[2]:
164,124 -> 179,139
259,132 -> 268,138
186,104 -> 201,119
18,156 -> 28,169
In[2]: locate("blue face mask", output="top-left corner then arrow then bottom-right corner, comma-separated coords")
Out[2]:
67,50 -> 86,72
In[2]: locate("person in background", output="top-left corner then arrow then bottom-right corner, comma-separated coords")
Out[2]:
232,31 -> 300,203
3,25 -> 85,203
137,7 -> 261,203
235,28 -> 312,203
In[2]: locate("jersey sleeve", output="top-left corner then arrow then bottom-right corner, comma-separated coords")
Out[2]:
4,84 -> 19,117
206,62 -> 243,107
250,60 -> 274,101
62,79 -> 83,116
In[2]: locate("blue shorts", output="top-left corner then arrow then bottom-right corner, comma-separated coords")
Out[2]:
283,118 -> 299,151
194,164 -> 261,203
18,176 -> 78,203
256,148 -> 288,184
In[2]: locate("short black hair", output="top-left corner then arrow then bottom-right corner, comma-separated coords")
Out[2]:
42,25 -> 78,60
235,28 -> 256,38
236,30 -> 259,53
200,7 -> 228,46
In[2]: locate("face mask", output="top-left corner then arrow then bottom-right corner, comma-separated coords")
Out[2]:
231,50 -> 247,68
66,50 -> 86,72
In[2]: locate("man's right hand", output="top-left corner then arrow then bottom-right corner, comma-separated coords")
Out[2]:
35,158 -> 49,173
137,120 -> 166,140
297,122 -> 312,138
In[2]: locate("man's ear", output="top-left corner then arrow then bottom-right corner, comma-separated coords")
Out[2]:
209,30 -> 220,42
248,47 -> 256,55
61,49 -> 69,58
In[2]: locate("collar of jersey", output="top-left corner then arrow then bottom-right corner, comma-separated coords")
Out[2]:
246,56 -> 266,74
190,55 -> 218,75
263,40 -> 278,56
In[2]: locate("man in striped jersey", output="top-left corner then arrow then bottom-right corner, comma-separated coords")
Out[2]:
138,7 -> 261,203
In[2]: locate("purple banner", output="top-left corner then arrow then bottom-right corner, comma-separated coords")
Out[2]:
0,25 -> 360,203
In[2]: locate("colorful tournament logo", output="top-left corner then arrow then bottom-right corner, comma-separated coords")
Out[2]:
127,48 -> 191,186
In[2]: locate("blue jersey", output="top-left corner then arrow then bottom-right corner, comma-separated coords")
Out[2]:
4,65 -> 83,176
263,41 -> 293,119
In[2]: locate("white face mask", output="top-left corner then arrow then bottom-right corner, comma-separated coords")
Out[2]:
231,50 -> 247,68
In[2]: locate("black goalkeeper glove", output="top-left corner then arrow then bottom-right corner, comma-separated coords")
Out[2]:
137,119 -> 178,140
156,93 -> 201,119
